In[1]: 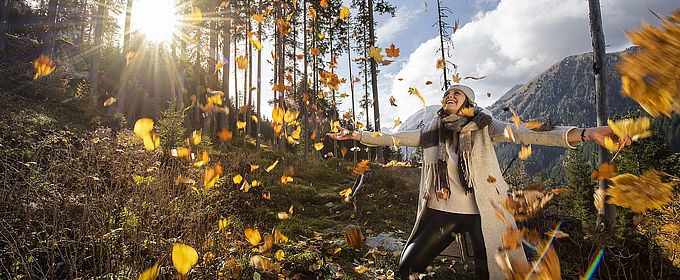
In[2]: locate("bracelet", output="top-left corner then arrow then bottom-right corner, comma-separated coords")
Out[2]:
581,128 -> 587,142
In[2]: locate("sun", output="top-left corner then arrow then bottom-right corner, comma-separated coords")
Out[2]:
132,0 -> 178,43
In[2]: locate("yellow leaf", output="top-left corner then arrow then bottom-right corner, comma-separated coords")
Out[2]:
248,34 -> 262,51
591,162 -> 617,181
251,180 -> 260,187
237,121 -> 246,130
314,142 -> 324,151
289,204 -> 294,215
172,243 -> 199,276
103,97 -> 116,107
191,130 -> 202,145
250,164 -> 260,172
133,118 -> 154,138
408,87 -> 425,107
330,120 -> 340,132
236,55 -> 248,70
252,14 -> 264,23
142,134 -> 160,151
215,61 -> 224,70
274,228 -> 288,243
137,262 -> 159,280
339,6 -> 350,20
193,150 -> 210,167
272,105 -> 284,124
603,136 -> 620,153
232,174 -> 243,185
523,121 -> 542,129
33,54 -> 56,79
280,175 -> 293,185
251,114 -> 259,123
125,51 -> 135,66
291,126 -> 302,140
607,169 -> 676,213
275,250 -> 285,261
607,117 -> 652,142
504,125 -> 516,142
318,33 -> 325,40
368,46 -> 383,62
244,228 -> 262,246
393,117 -> 402,128
218,218 -> 228,231
518,145 -> 532,160
187,7 -> 202,24
452,72 -> 461,83
204,163 -> 223,190
436,58 -> 445,69
309,7 -> 317,20
284,109 -> 299,123
277,212 -> 289,220
241,179 -> 250,192
266,160 -> 278,172
352,160 -> 370,175
339,188 -> 352,201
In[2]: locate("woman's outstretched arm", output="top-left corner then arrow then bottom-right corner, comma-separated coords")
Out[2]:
327,126 -> 422,147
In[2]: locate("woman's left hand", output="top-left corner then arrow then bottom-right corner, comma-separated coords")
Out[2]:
585,126 -> 632,148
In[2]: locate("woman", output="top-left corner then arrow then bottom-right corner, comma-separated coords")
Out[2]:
329,84 -> 628,279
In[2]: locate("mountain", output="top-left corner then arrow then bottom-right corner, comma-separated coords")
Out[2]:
395,47 -> 680,173
396,105 -> 440,158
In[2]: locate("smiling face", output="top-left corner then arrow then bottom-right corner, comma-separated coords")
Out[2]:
441,90 -> 467,114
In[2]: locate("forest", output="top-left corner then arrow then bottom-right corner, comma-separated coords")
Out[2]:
0,0 -> 679,279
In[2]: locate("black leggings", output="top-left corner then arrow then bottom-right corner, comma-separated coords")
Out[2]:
399,209 -> 489,280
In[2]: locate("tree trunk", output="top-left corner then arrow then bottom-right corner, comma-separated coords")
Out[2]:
122,0 -> 133,54
222,9 -> 232,132
255,0 -> 262,150
89,0 -> 105,107
246,0 -> 253,137
209,11 -> 218,89
587,0 -> 615,234
367,0 -> 383,163
43,0 -> 59,56
330,22 -> 338,158
347,27 -> 357,162
302,0 -> 309,157
0,0 -> 10,50
362,23 -> 370,161
436,0 -> 449,88
78,0 -> 87,46
233,30 -> 239,139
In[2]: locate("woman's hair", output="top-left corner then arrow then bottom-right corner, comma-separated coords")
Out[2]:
460,99 -> 476,109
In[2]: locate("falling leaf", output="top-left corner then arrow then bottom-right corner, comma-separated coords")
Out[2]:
266,160 -> 278,172
314,142 -> 324,151
245,228 -> 262,246
408,87 -> 425,107
340,146 -> 349,158
368,46 -> 383,62
617,11 -> 680,117
487,175 -> 497,184
218,218 -> 228,231
284,109 -> 299,122
193,151 -> 210,167
248,34 -> 262,51
138,262 -> 160,280
169,147 -> 191,160
190,130 -> 202,145
344,225 -> 365,248
215,61 -> 224,71
452,72 -> 462,83
252,14 -> 264,23
518,145 -> 532,160
232,174 -> 243,185
309,7 -> 317,20
33,54 -> 56,79
262,191 -> 271,200
545,229 -> 569,239
320,0 -> 328,8
457,107 -> 474,117
339,6 -> 350,20
393,117 -> 402,128
436,58 -> 445,69
489,199 -> 509,224
453,18 -> 459,33
172,243 -> 199,276
603,136 -> 620,153
339,188 -> 353,201
250,255 -> 278,272
591,162 -> 617,181
593,189 -> 605,212
274,228 -> 289,243
487,92 -> 492,97
352,160 -> 370,175
274,249 -> 285,261
204,163 -> 223,190
218,128 -> 233,141
608,117 -> 652,142
281,175 -> 293,185
134,118 -> 154,138
523,121 -> 542,130
277,212 -> 289,220
389,96 -> 397,106
607,169 -> 676,213
385,43 -> 400,57
309,48 -> 320,57
425,80 -> 433,85
236,55 -> 248,70
236,121 -> 246,130
125,51 -> 136,66
289,204 -> 294,215
103,97 -> 116,107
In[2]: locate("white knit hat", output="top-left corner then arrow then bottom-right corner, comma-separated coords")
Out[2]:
444,84 -> 475,103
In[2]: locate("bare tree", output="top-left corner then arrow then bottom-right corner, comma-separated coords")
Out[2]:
122,0 -> 133,54
89,0 -> 106,106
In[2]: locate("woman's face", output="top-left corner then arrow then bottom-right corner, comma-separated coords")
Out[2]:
441,90 -> 466,114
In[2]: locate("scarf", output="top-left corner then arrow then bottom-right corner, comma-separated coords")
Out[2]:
421,106 -> 492,200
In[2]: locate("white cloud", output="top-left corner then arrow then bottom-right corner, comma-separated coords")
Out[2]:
375,6 -> 424,45
382,0 -> 678,123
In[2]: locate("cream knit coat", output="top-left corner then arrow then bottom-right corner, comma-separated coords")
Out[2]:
360,109 -> 578,279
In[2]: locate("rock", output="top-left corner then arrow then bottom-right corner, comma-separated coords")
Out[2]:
365,232 -> 404,252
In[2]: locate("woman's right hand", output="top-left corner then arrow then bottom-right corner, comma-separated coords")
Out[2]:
326,125 -> 356,141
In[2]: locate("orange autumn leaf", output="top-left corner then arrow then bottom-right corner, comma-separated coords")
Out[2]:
314,142 -> 324,151
320,0 -> 328,8
436,58 -> 445,69
193,150 -> 210,167
252,13 -> 264,23
591,162 -> 617,181
310,47 -> 321,57
457,107 -> 474,117
385,43 -> 400,57
204,163 -> 223,190
518,145 -> 532,160
218,128 -> 233,141
236,55 -> 248,70
309,7 -> 317,20
244,228 -> 262,246
352,160 -> 370,175
339,6 -> 350,20
487,175 -> 497,184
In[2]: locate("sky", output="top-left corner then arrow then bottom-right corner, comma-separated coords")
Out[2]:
118,0 -> 678,131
